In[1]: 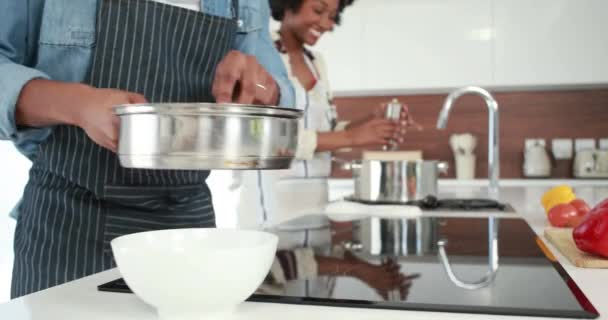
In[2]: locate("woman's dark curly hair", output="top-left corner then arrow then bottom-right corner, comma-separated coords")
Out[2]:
269,0 -> 355,25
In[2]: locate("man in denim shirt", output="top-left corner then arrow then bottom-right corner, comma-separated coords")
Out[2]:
0,0 -> 294,297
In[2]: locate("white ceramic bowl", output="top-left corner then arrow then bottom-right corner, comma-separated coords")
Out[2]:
111,228 -> 278,320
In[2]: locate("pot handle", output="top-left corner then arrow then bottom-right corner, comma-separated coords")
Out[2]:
437,161 -> 449,175
332,157 -> 362,171
342,240 -> 363,252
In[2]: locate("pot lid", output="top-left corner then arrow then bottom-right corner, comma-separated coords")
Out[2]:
114,103 -> 303,119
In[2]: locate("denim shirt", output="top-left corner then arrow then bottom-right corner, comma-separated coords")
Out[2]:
0,0 -> 295,160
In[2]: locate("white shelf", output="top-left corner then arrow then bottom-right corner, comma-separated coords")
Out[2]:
329,178 -> 608,191
440,179 -> 608,187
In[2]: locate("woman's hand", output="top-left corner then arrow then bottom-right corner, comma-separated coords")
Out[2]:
374,100 -> 423,133
345,118 -> 400,148
212,50 -> 280,106
344,252 -> 420,301
370,100 -> 422,149
340,100 -> 420,150
74,86 -> 147,152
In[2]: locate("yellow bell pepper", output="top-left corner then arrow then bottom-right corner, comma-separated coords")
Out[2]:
541,185 -> 576,213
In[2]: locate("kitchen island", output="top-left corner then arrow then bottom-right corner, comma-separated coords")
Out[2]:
1,180 -> 607,320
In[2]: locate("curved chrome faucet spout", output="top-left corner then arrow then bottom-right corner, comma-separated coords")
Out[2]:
436,86 -> 501,290
436,86 -> 499,200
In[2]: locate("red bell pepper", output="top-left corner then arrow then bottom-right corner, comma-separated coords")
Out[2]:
573,200 -> 608,258
593,198 -> 608,211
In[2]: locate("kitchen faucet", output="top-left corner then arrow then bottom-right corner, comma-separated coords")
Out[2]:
437,86 -> 500,200
435,86 -> 500,290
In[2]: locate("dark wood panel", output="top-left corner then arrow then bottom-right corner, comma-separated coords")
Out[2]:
438,218 -> 544,257
332,89 -> 608,178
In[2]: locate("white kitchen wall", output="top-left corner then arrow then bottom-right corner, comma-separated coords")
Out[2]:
0,141 -> 30,303
313,4 -> 365,92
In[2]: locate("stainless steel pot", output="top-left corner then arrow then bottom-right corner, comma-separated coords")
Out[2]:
114,103 -> 303,170
342,159 -> 448,203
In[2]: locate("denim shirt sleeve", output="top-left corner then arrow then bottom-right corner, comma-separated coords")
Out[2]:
0,0 -> 52,160
233,0 -> 295,108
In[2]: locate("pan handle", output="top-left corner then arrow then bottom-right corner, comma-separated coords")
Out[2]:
437,161 -> 449,175
332,157 -> 362,171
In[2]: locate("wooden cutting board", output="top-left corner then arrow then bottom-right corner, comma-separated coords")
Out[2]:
544,227 -> 608,268
362,150 -> 423,161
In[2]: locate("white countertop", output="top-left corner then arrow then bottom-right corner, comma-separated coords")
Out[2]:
1,184 -> 608,319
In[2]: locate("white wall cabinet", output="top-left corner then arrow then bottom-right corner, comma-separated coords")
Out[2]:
359,0 -> 493,91
494,0 -> 608,86
313,0 -> 608,94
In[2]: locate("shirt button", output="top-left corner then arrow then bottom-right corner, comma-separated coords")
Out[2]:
237,19 -> 244,28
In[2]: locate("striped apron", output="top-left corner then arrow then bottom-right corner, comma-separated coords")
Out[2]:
11,0 -> 237,298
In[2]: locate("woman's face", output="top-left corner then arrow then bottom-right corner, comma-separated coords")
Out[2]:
283,0 -> 339,46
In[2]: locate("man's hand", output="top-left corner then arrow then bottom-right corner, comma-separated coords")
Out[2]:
75,87 -> 147,152
212,50 -> 280,106
15,79 -> 147,153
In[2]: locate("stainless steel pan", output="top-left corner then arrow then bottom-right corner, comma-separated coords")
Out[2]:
114,103 -> 303,170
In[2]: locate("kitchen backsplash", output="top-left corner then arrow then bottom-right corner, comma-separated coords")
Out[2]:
332,88 -> 608,179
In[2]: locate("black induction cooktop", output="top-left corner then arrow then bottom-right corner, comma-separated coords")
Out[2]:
98,215 -> 599,318
344,195 -> 513,211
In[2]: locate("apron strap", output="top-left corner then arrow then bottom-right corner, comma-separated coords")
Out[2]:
232,0 -> 238,20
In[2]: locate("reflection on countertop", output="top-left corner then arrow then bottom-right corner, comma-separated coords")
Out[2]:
256,214 -> 597,318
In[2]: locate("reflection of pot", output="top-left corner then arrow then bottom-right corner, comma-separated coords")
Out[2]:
350,217 -> 441,256
347,216 -> 500,290
347,160 -> 449,203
